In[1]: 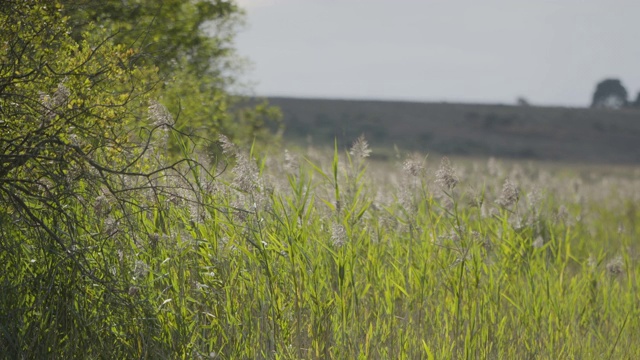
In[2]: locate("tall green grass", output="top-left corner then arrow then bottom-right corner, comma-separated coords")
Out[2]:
1,136 -> 639,359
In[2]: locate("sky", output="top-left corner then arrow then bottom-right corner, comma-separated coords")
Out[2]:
234,0 -> 640,107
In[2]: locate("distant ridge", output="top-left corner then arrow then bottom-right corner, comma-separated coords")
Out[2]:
266,96 -> 640,164
267,95 -> 570,109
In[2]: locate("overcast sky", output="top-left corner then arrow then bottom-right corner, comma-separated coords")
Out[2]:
234,0 -> 640,107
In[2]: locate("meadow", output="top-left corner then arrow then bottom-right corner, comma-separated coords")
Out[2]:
4,128 -> 639,359
5,0 -> 640,357
3,2 -> 640,357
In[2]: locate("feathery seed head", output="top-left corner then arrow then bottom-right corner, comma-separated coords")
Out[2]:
555,205 -> 569,223
402,155 -> 425,177
189,201 -> 210,224
435,156 -> 459,191
496,179 -> 519,208
331,223 -> 347,247
218,134 -> 237,155
218,135 -> 261,194
527,188 -> 542,210
532,236 -> 544,248
467,190 -> 484,208
148,100 -> 174,127
606,256 -> 624,275
232,153 -> 260,193
350,135 -> 372,159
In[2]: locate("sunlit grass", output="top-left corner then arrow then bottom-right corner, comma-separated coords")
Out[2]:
2,136 -> 639,359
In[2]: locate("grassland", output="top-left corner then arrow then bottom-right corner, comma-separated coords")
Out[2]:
3,131 -> 639,359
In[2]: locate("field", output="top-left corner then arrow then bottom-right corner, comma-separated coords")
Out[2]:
4,131 -> 640,359
268,97 -> 640,164
5,1 -> 640,357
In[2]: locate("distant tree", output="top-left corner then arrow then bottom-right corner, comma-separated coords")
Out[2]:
516,97 -> 530,107
591,79 -> 628,109
634,92 -> 640,108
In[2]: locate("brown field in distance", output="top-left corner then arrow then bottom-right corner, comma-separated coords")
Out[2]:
268,97 -> 640,164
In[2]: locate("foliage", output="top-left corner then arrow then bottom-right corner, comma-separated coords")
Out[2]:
591,78 -> 628,109
159,64 -> 282,154
1,1 -> 211,357
60,0 -> 282,153
62,0 -> 240,79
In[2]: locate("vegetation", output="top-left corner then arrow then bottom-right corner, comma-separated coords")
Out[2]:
268,97 -> 640,164
590,78 -> 640,109
591,79 -> 629,109
60,0 -> 280,152
2,0 -> 640,359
